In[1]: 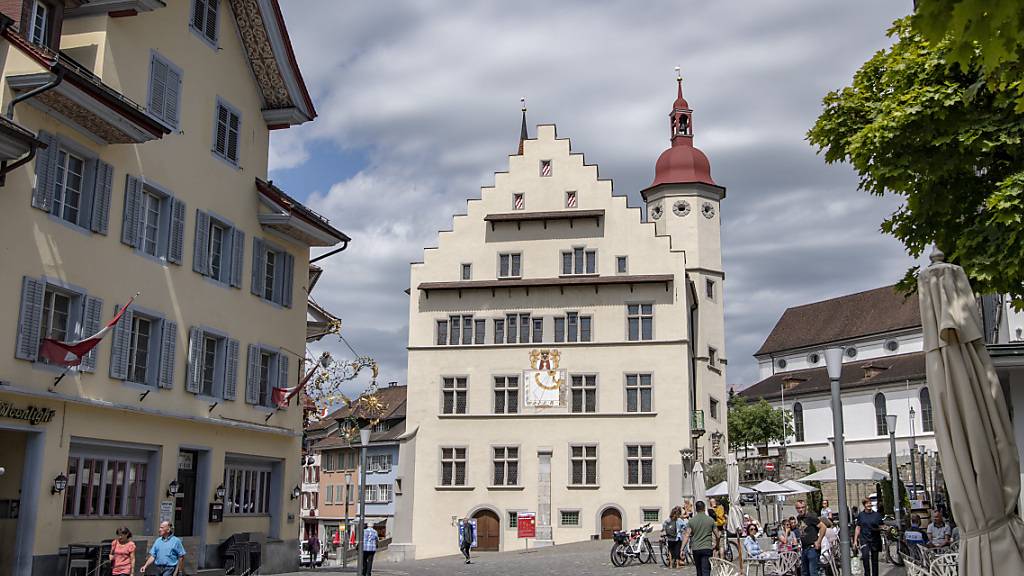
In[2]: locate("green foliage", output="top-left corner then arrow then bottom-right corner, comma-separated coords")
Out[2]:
808,17 -> 1024,307
878,453 -> 911,520
705,461 -> 727,486
728,398 -> 793,451
806,459 -> 824,513
912,0 -> 1024,73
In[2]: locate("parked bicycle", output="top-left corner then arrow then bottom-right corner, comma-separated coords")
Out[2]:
610,523 -> 655,567
658,534 -> 693,567
714,528 -> 739,562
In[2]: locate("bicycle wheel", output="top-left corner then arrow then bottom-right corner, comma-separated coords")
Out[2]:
659,541 -> 671,567
885,537 -> 902,565
724,540 -> 737,562
638,539 -> 655,564
610,543 -> 630,567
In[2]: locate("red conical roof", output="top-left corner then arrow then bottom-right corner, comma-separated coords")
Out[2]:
648,77 -> 715,189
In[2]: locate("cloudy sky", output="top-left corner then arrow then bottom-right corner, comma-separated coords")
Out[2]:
269,0 -> 916,395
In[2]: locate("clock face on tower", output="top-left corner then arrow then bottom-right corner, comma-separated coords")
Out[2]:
701,202 -> 716,219
650,203 -> 664,220
673,200 -> 691,217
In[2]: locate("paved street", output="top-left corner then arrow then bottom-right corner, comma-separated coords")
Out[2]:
279,539 -> 908,576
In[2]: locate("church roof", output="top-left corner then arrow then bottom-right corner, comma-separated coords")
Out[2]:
754,285 -> 921,356
740,351 -> 926,401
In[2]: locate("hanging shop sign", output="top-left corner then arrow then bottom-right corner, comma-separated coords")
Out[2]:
0,401 -> 55,425
524,349 -> 566,407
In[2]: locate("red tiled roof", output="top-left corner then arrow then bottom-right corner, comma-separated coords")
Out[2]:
740,351 -> 925,401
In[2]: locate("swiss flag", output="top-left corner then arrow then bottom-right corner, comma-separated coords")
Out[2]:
39,295 -> 135,367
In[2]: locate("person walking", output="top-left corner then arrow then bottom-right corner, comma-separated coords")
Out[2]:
307,532 -> 321,567
459,517 -> 475,564
139,521 -> 185,576
795,500 -> 826,576
708,497 -> 726,555
688,501 -> 715,576
819,499 -> 833,522
663,506 -> 686,568
361,525 -> 378,576
854,498 -> 883,576
109,526 -> 135,576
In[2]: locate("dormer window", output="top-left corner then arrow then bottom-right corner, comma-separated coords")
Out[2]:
29,1 -> 50,47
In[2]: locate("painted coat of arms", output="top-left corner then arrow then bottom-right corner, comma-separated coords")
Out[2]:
524,349 -> 565,407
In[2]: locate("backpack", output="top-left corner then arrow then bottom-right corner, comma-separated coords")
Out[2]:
663,518 -> 678,539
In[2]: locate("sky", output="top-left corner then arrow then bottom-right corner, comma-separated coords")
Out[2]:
268,0 -> 917,396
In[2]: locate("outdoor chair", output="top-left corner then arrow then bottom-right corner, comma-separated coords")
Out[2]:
929,553 -> 958,576
901,553 -> 929,576
948,540 -> 960,553
916,543 -> 935,568
710,556 -> 742,576
764,550 -> 799,575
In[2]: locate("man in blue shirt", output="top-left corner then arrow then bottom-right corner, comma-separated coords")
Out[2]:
140,521 -> 185,576
361,525 -> 378,576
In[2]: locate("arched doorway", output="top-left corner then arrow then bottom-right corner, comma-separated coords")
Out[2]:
600,507 -> 622,540
473,509 -> 500,551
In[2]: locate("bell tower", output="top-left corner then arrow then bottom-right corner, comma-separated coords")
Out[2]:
641,69 -> 727,461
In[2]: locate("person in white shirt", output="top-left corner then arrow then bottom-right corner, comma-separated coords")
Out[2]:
927,512 -> 952,548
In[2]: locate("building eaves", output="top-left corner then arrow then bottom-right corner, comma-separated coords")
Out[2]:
418,274 -> 674,294
256,178 -> 350,246
740,351 -> 926,402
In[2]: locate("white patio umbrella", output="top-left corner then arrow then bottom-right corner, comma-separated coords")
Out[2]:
707,480 -> 755,497
781,479 -> 820,495
727,454 -> 746,572
692,462 -> 707,504
799,461 -> 889,482
751,480 -> 793,526
919,249 -> 1024,575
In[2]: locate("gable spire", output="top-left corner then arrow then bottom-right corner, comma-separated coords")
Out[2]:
518,97 -> 528,155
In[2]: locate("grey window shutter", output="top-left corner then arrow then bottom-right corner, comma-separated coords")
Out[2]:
89,161 -> 113,235
191,0 -> 204,30
277,353 -> 290,391
165,66 -> 181,128
158,320 -> 177,389
168,198 -> 186,264
31,131 -> 58,211
250,238 -> 265,296
15,276 -> 45,361
108,304 -> 134,380
282,252 -> 294,308
245,343 -> 260,404
203,0 -> 217,42
230,228 -> 244,288
193,210 -> 210,275
121,175 -> 143,247
80,296 -> 104,372
186,326 -> 203,394
224,338 -> 239,400
149,54 -> 167,120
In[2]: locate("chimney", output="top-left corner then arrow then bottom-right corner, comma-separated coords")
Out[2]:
782,377 -> 805,390
862,364 -> 888,379
388,381 -> 399,388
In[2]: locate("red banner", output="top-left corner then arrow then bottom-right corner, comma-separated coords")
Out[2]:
517,512 -> 536,538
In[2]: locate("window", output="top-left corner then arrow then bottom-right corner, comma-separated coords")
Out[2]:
493,318 -> 504,344
190,0 -> 219,45
560,510 -> 581,526
807,353 -> 820,365
846,346 -> 858,358
245,344 -> 285,407
885,340 -> 900,352
777,358 -> 787,369
224,461 -> 273,515
126,316 -> 153,385
570,445 -> 597,486
366,484 -> 393,504
643,509 -> 661,523
324,484 -> 334,504
920,388 -> 934,432
874,393 -> 888,436
53,149 -> 85,225
63,451 -> 148,518
213,99 -> 241,165
565,190 -> 577,208
367,455 -> 393,473
498,253 -> 522,278
616,256 -> 628,274
562,247 -> 597,275
40,287 -> 71,346
442,377 -> 468,414
709,347 -> 719,368
194,211 -> 243,286
625,374 -> 653,413
122,177 -> 185,264
512,192 -> 525,210
140,191 -> 162,256
436,320 -> 448,345
540,159 -> 552,177
503,313 -> 531,344
29,1 -> 49,46
555,312 -> 592,343
183,327 -> 236,398
508,511 -> 519,529
440,447 -> 467,486
148,52 -> 182,128
461,263 -> 472,280
532,318 -> 543,343
626,444 -> 654,486
18,279 -> 104,371
627,304 -> 654,341
709,397 -> 720,420
570,375 -> 597,413
793,402 -> 804,442
492,446 -> 519,486
706,279 -> 716,300
32,133 -> 114,235
493,376 -> 519,414
252,238 -> 295,307
554,317 -> 564,342
441,314 -> 479,345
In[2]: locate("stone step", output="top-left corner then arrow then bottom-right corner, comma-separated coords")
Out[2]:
196,569 -> 226,576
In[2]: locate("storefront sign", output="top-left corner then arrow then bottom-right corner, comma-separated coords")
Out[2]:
0,401 -> 55,425
160,500 -> 173,524
517,512 -> 536,538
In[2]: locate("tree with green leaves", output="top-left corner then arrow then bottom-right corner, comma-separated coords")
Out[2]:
808,16 -> 1024,306
806,459 -> 824,513
728,397 -> 792,454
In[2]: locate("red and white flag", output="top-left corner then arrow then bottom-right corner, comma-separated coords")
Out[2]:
39,295 -> 136,367
272,363 -> 319,408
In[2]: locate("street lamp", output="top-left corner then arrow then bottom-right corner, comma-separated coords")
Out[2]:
356,428 -> 371,576
886,414 -> 902,530
343,472 -> 352,569
909,406 -> 918,503
823,347 -> 851,576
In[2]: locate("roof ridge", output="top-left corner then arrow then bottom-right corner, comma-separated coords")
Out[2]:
782,284 -> 903,312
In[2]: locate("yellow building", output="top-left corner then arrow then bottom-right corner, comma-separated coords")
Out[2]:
0,2 -> 346,574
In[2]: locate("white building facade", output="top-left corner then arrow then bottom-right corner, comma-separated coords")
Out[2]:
391,83 -> 728,560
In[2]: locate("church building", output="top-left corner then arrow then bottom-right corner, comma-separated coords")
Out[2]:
391,77 -> 728,559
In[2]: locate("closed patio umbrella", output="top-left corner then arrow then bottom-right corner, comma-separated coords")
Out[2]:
918,249 -> 1024,575
693,462 -> 707,505
727,454 -> 746,571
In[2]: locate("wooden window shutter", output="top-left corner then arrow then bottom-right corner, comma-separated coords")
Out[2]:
203,0 -> 217,43
215,104 -> 229,158
250,238 -> 265,296
245,344 -> 260,404
158,320 -> 177,389
165,65 -> 181,128
79,296 -> 104,372
193,209 -> 210,275
168,198 -> 186,264
149,54 -> 167,121
15,276 -> 45,361
186,326 -> 203,394
191,0 -> 205,36
224,338 -> 239,400
31,132 -> 58,211
89,161 -> 113,235
229,228 -> 244,288
108,304 -> 134,380
277,353 -> 290,393
227,110 -> 240,162
282,252 -> 294,308
120,175 -> 143,248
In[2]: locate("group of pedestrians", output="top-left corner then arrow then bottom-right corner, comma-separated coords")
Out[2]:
105,521 -> 186,576
660,500 -> 718,575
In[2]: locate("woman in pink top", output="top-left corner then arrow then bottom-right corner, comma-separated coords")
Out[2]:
109,526 -> 136,576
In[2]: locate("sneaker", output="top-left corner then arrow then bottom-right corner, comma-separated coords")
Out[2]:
465,559 -> 472,564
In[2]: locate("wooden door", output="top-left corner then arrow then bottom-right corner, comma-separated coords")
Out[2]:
601,508 -> 622,540
474,510 -> 500,551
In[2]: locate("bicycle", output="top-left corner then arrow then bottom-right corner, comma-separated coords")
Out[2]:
659,535 -> 693,567
714,528 -> 739,562
610,523 -> 655,567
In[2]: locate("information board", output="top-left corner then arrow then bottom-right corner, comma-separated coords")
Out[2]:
517,512 -> 536,539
